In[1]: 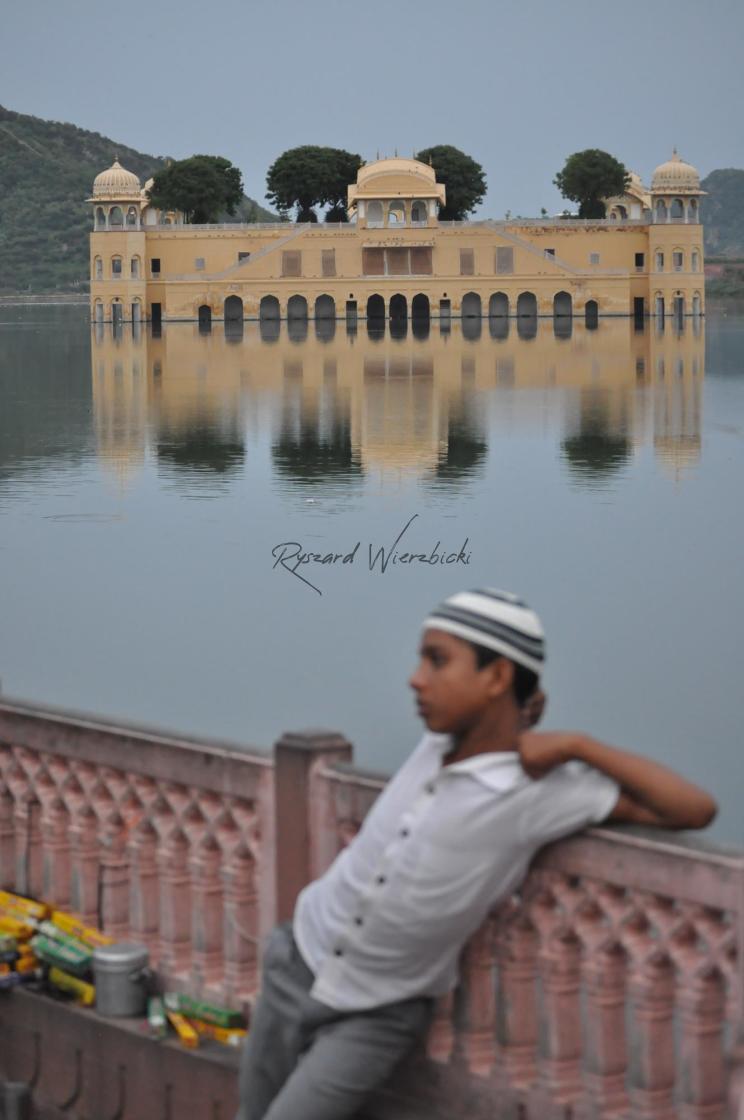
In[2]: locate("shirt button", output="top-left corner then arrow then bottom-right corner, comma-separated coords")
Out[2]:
400,828 -> 410,837
334,947 -> 343,957
354,916 -> 363,926
376,875 -> 386,884
425,782 -> 435,794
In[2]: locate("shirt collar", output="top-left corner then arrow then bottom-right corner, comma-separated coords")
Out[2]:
427,735 -> 526,793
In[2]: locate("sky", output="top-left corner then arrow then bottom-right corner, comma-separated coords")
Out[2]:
2,0 -> 743,218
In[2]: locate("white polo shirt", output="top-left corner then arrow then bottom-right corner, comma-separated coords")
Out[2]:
293,733 -> 619,1011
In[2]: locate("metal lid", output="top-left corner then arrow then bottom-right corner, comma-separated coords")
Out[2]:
92,941 -> 149,970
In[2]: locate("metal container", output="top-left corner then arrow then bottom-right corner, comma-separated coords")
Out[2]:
92,942 -> 150,1017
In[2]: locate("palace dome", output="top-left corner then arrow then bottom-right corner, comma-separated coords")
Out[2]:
92,159 -> 142,200
651,150 -> 701,193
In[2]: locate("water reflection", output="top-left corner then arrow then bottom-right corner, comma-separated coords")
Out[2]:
84,316 -> 705,493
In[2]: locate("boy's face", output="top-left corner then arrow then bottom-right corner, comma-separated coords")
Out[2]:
409,628 -> 508,735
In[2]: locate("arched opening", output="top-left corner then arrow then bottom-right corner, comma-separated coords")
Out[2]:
366,293 -> 385,320
489,316 -> 509,340
132,300 -> 142,325
94,256 -> 103,280
688,199 -> 698,223
411,294 -> 430,319
315,294 -> 336,320
95,206 -> 106,230
412,316 -> 430,340
554,316 -> 573,340
315,317 -> 336,342
287,295 -> 308,320
461,292 -> 482,318
411,200 -> 427,224
489,292 -> 509,318
259,295 -> 280,320
260,318 -> 279,342
462,316 -> 481,341
674,294 -> 685,319
288,316 -> 308,343
111,255 -> 123,277
94,301 -> 104,325
126,207 -> 138,227
367,201 -> 384,227
517,316 -> 537,340
655,199 -> 667,223
112,300 -> 123,327
198,304 -> 212,331
655,294 -> 665,320
553,291 -> 572,318
130,256 -> 140,279
585,300 -> 599,329
691,250 -> 699,272
388,200 -> 405,226
692,292 -> 702,316
517,292 -> 537,317
225,295 -> 244,322
109,206 -> 124,228
389,293 -> 407,320
670,198 -> 684,220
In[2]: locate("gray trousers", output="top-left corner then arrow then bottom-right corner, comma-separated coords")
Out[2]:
235,923 -> 434,1120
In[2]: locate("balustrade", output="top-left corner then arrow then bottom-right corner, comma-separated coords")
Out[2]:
0,702 -> 742,1118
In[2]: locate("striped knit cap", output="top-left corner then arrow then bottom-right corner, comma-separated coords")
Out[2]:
423,589 -> 545,676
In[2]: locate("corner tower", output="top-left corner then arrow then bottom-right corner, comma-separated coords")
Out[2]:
649,150 -> 706,319
88,159 -> 147,324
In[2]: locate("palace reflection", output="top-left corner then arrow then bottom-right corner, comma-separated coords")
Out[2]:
89,316 -> 705,491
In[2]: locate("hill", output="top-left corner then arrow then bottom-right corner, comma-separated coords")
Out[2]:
0,105 -> 275,294
700,169 -> 744,258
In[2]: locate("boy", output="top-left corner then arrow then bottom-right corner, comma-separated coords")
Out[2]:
236,589 -> 716,1120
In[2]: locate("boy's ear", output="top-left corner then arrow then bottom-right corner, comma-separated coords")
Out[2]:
486,656 -> 515,699
522,689 -> 547,729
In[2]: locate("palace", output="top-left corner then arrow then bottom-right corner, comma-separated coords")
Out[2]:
88,152 -> 705,325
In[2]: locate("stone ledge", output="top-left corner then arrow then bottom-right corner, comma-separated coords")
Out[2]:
0,988 -> 240,1119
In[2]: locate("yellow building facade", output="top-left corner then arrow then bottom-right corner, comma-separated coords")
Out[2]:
88,152 -> 705,325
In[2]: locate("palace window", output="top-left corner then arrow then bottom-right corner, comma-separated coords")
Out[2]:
151,258 -> 161,275
111,257 -> 122,276
238,251 -> 250,262
589,252 -> 600,265
282,251 -> 302,277
673,251 -> 684,271
130,257 -> 140,278
460,249 -> 474,276
545,248 -> 556,258
94,257 -> 103,280
322,249 -> 336,277
361,247 -> 432,276
691,250 -> 700,272
655,251 -> 664,271
496,247 -> 514,274
195,258 -> 205,270
635,252 -> 645,270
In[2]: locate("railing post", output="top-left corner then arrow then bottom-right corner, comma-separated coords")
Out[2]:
274,730 -> 352,923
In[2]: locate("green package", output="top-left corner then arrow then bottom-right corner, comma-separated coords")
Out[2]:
163,991 -> 245,1029
30,934 -> 92,977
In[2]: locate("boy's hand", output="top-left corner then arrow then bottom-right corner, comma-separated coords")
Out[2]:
520,689 -> 547,730
518,731 -> 581,779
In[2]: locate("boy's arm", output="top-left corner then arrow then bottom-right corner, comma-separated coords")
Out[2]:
519,731 -> 717,830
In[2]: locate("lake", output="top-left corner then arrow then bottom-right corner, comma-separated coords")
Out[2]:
0,303 -> 742,843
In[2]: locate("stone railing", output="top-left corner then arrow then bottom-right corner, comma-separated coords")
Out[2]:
1,700 -> 743,1118
0,699 -> 276,1011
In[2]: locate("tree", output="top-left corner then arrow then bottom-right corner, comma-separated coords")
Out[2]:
554,150 -> 629,219
147,155 -> 243,224
414,145 -> 486,220
265,146 -> 363,222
